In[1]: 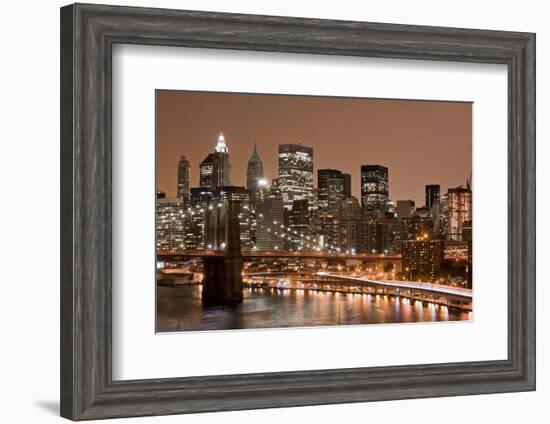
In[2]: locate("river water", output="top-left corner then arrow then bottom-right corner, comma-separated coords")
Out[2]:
157,284 -> 471,332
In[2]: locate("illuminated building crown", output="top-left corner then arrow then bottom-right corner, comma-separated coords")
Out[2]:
215,132 -> 228,153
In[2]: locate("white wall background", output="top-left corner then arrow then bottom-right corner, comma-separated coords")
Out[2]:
0,0 -> 546,422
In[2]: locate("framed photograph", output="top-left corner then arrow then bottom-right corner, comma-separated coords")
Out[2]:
60,3 -> 535,420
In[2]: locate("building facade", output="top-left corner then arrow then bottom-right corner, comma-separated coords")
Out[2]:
425,184 -> 441,210
246,143 -> 264,209
447,186 -> 472,241
176,155 -> 191,205
156,196 -> 185,251
255,190 -> 286,251
199,133 -> 231,189
360,164 -> 389,214
277,143 -> 314,210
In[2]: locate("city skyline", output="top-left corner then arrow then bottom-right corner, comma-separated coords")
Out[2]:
156,90 -> 472,206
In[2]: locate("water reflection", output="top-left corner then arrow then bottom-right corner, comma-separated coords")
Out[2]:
157,285 -> 471,333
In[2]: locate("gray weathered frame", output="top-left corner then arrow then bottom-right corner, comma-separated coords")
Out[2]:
60,3 -> 536,421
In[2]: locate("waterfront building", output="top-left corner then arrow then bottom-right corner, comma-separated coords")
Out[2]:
156,196 -> 185,251
199,133 -> 231,188
360,164 -> 389,214
246,143 -> 264,209
401,236 -> 445,279
277,143 -> 314,210
425,184 -> 441,209
447,185 -> 472,241
176,155 -> 191,205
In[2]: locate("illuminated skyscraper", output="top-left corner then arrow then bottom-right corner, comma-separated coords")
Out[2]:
447,185 -> 472,241
336,197 -> 361,252
215,186 -> 252,249
425,184 -> 441,209
199,132 -> 231,188
277,143 -> 314,210
246,143 -> 264,209
318,169 -> 346,211
360,165 -> 389,214
176,155 -> 190,205
255,188 -> 285,251
156,197 -> 185,251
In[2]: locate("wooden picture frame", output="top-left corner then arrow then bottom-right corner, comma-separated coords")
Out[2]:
60,3 -> 535,420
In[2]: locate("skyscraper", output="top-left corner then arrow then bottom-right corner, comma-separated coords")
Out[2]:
336,197 -> 361,252
447,185 -> 472,241
156,197 -> 185,251
342,173 -> 352,198
425,184 -> 441,209
318,169 -> 346,211
289,199 -> 311,242
255,189 -> 285,251
199,132 -> 231,189
360,165 -> 389,214
246,143 -> 264,209
277,143 -> 314,210
215,186 -> 252,249
176,155 -> 190,205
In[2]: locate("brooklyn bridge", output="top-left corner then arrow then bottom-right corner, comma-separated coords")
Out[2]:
158,199 -> 472,311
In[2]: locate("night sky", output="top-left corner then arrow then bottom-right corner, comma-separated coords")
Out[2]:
156,90 -> 471,206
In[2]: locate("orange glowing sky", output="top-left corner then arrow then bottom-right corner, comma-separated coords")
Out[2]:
156,90 -> 471,206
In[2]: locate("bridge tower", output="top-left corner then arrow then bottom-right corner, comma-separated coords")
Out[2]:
202,199 -> 243,306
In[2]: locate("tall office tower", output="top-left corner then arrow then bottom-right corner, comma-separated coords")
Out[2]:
214,186 -> 252,250
425,184 -> 441,209
176,155 -> 191,204
255,189 -> 285,251
438,193 -> 449,237
277,143 -> 314,210
317,169 -> 346,211
336,196 -> 361,252
199,132 -> 231,188
447,185 -> 472,241
396,200 -> 415,221
289,199 -> 310,245
156,197 -> 185,251
360,165 -> 389,214
342,173 -> 352,198
246,143 -> 264,209
184,187 -> 215,251
312,209 -> 340,250
317,169 -> 344,210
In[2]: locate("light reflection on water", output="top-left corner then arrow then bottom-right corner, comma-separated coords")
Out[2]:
157,285 -> 471,333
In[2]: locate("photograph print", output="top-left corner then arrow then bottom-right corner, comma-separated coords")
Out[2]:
155,90 -> 473,333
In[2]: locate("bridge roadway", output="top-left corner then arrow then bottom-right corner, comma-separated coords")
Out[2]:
158,250 -> 401,261
317,273 -> 472,300
244,271 -> 472,310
